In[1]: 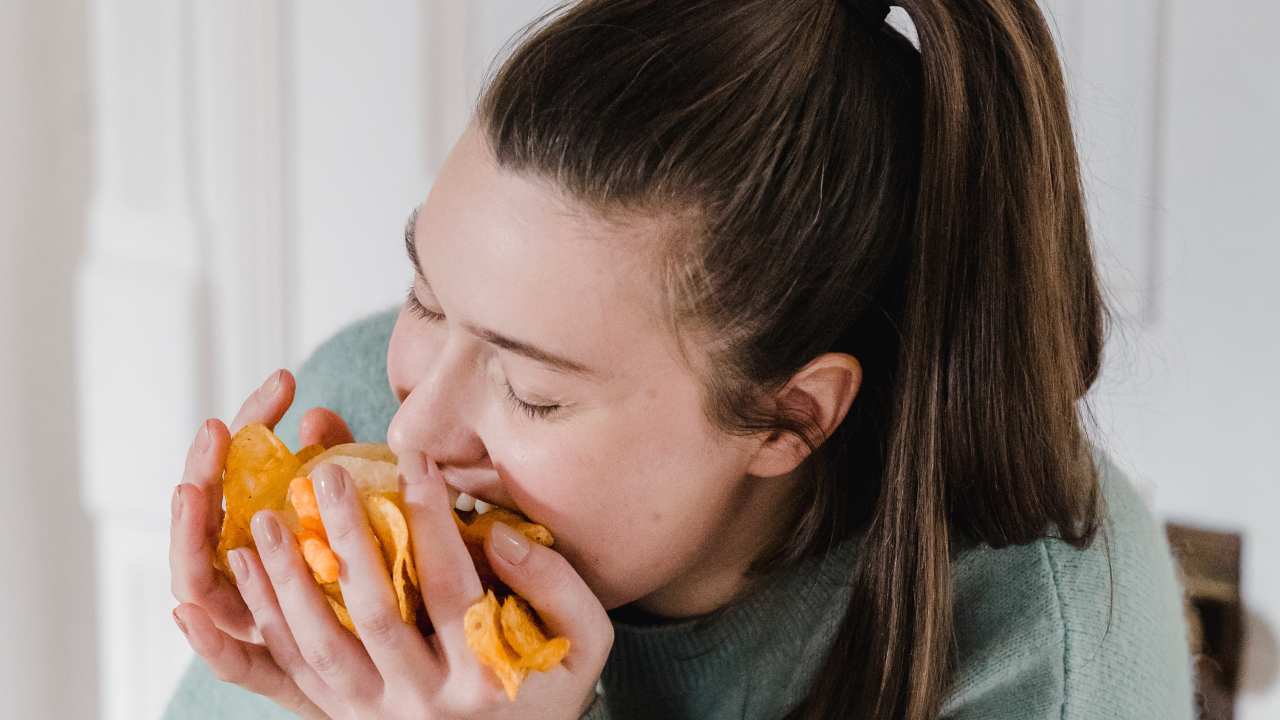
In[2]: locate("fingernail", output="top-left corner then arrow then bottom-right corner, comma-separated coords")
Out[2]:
253,512 -> 283,551
173,608 -> 189,636
492,521 -> 530,565
229,549 -> 249,584
172,485 -> 183,520
262,370 -> 282,395
196,421 -> 212,453
316,464 -> 346,502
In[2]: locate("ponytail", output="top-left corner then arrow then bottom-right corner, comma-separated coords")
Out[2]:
472,1 -> 1108,717
787,1 -> 1106,717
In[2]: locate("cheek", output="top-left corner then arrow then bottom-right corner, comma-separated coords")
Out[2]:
494,389 -> 738,605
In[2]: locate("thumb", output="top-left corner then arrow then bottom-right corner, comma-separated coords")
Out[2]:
298,407 -> 355,448
483,521 -> 614,674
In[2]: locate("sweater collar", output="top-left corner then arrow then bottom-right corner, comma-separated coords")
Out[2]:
600,533 -> 861,700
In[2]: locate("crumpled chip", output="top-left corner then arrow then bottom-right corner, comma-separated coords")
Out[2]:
214,424 -> 569,700
465,590 -> 527,700
363,494 -> 420,625
501,594 -> 571,671
215,424 -> 302,575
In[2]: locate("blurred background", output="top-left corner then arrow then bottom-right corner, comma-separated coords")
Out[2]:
0,0 -> 1276,718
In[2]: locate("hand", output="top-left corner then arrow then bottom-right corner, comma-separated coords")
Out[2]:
182,450 -> 614,720
170,368 -> 357,718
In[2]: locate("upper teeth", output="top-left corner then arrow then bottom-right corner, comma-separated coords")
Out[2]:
454,492 -> 476,512
453,491 -> 495,514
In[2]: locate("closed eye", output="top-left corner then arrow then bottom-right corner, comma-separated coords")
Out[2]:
404,283 -> 445,323
403,283 -> 562,420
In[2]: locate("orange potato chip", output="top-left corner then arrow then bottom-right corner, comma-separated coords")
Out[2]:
460,508 -> 554,548
515,637 -> 571,673
295,443 -> 325,465
362,494 -> 418,624
288,476 -> 326,535
499,594 -> 549,657
215,424 -> 302,575
465,589 -> 528,701
499,594 -> 571,672
214,426 -> 569,700
297,528 -> 339,584
327,593 -> 355,634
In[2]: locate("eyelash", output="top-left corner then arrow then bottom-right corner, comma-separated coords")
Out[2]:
403,284 -> 562,420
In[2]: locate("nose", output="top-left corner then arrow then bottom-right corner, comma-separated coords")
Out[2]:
386,339 -> 489,465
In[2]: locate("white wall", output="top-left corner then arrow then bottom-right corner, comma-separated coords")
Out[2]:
0,0 -> 97,718
1057,3 -> 1280,714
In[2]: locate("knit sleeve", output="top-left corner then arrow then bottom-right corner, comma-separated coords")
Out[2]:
162,307 -> 401,720
940,450 -> 1195,720
581,689 -> 612,720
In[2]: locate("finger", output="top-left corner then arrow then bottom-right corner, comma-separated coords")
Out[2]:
312,463 -> 440,684
251,509 -> 383,702
484,522 -> 615,674
181,418 -> 230,543
299,407 -> 355,448
174,603 -> 328,720
170,482 -> 261,644
229,369 -> 297,435
226,547 -> 333,708
398,452 -> 485,663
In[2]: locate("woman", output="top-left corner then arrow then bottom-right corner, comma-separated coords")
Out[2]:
166,1 -> 1194,718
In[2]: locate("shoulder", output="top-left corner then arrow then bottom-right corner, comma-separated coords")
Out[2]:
276,305 -> 401,448
941,447 -> 1195,720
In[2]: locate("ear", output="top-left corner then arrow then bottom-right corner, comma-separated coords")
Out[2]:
745,353 -> 862,479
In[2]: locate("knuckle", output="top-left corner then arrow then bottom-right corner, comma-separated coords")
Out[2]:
325,516 -> 359,545
270,644 -> 310,679
171,571 -> 213,603
210,652 -> 249,685
268,566 -> 299,592
359,610 -> 401,645
239,588 -> 269,617
301,639 -> 342,676
429,571 -> 478,610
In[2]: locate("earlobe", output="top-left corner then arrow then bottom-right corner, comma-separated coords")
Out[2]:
745,353 -> 862,479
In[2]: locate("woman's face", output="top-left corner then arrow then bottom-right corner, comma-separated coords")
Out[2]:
386,124 -> 793,617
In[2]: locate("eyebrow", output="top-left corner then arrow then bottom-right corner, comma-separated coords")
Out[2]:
403,205 -> 602,379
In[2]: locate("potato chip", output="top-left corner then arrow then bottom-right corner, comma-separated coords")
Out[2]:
215,424 -> 302,574
288,476 -> 326,535
214,426 -> 571,701
465,589 -> 528,701
499,594 -> 548,657
299,442 -> 398,474
295,443 -> 325,465
327,594 -> 355,634
515,637 -> 571,673
460,508 -> 555,548
363,494 -> 419,624
499,594 -> 571,672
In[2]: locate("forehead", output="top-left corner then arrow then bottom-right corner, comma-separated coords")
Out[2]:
415,127 -> 678,378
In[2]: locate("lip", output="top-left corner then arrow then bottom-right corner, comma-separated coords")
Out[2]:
439,466 -> 520,516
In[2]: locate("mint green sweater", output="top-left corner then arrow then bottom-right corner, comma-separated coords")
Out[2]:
163,307 -> 1195,719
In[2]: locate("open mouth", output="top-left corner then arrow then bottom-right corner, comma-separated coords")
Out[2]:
446,485 -> 519,523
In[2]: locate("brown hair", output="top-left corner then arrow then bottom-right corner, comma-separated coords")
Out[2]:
475,0 -> 1108,717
